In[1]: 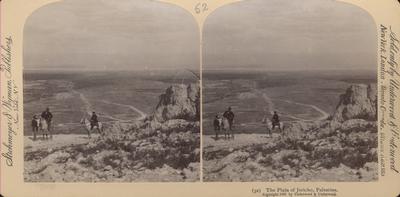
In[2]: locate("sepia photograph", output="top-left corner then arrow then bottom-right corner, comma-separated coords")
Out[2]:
202,0 -> 378,182
23,0 -> 200,182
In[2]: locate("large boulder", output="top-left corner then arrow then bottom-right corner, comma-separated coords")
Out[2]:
153,83 -> 200,123
332,84 -> 377,122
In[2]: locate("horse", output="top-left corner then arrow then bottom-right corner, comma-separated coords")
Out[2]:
31,117 -> 40,141
263,118 -> 285,137
39,118 -> 52,139
213,117 -> 223,140
222,117 -> 234,139
80,117 -> 103,138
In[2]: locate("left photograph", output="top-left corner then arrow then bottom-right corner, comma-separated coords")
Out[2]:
23,0 -> 200,182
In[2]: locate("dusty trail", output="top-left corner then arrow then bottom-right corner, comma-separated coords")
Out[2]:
70,85 -> 146,121
72,89 -> 122,121
100,100 -> 146,120
279,99 -> 329,121
253,89 -> 328,122
259,91 -> 275,112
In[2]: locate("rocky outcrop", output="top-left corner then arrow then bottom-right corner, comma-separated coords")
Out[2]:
153,83 -> 200,123
332,84 -> 377,122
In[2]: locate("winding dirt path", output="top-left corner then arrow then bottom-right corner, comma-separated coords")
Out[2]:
278,99 -> 329,121
253,89 -> 329,122
70,85 -> 146,121
100,100 -> 146,120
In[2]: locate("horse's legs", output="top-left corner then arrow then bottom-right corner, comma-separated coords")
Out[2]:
224,129 -> 227,140
228,122 -> 234,139
266,125 -> 271,137
49,128 -> 53,139
33,127 -> 37,141
87,129 -> 91,139
48,122 -> 52,139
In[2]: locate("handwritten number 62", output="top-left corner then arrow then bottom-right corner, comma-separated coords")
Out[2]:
195,2 -> 208,14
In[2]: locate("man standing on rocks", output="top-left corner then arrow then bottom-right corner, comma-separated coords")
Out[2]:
223,107 -> 235,131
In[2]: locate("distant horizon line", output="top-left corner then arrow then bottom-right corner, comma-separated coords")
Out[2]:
24,67 -> 376,73
203,67 -> 377,72
24,68 -> 200,72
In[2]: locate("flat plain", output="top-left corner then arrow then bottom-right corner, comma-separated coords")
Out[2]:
202,69 -> 376,134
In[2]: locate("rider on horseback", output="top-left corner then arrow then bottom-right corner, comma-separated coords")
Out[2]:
271,111 -> 281,131
223,107 -> 235,131
41,107 -> 53,131
90,112 -> 99,130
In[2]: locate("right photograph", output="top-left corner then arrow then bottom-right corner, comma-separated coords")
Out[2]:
202,0 -> 378,182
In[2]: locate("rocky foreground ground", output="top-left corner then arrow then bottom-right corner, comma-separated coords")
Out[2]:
204,84 -> 378,182
25,83 -> 200,182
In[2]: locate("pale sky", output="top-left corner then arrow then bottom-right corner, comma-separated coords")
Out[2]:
24,0 -> 199,71
203,0 -> 377,71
